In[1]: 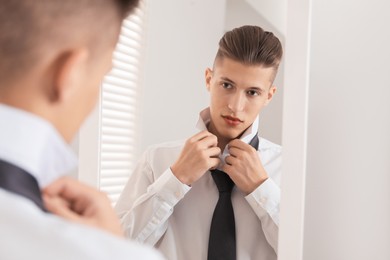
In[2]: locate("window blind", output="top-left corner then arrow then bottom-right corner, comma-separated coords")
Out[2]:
99,2 -> 146,204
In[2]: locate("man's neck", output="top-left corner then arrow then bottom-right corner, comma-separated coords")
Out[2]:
207,121 -> 231,152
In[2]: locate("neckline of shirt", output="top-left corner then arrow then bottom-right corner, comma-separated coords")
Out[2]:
0,104 -> 77,188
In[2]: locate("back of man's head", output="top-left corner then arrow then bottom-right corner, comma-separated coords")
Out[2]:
0,0 -> 139,86
0,0 -> 140,142
215,25 -> 283,81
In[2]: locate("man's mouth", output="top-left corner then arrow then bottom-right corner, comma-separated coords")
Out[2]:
222,115 -> 243,126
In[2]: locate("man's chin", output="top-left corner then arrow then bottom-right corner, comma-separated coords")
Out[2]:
219,130 -> 243,141
209,122 -> 244,140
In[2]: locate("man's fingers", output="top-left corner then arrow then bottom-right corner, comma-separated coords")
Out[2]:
228,139 -> 258,156
221,164 -> 232,174
43,195 -> 81,222
209,158 -> 220,170
43,177 -> 103,207
189,130 -> 214,143
228,139 -> 251,150
206,146 -> 221,157
199,135 -> 218,149
225,155 -> 238,166
42,177 -> 67,196
228,147 -> 241,158
43,177 -> 80,199
72,196 -> 91,214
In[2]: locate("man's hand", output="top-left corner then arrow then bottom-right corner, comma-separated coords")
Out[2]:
171,130 -> 221,185
222,139 -> 268,195
42,176 -> 124,238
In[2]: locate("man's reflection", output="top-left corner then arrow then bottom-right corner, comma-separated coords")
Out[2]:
115,25 -> 283,260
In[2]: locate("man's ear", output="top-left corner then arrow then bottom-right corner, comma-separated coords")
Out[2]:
205,68 -> 213,92
51,49 -> 89,102
264,85 -> 277,106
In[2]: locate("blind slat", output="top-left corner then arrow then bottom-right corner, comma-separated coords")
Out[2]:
102,91 -> 137,102
101,136 -> 135,143
101,120 -> 133,129
101,186 -> 127,195
103,79 -> 138,92
101,103 -> 136,115
101,111 -> 135,122
101,163 -> 134,170
101,170 -> 132,178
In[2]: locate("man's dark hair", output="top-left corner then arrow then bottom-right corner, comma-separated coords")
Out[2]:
215,25 -> 283,80
0,0 -> 140,85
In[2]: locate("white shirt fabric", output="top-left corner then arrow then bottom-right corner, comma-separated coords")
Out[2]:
116,108 -> 281,260
0,103 -> 77,188
0,104 -> 164,260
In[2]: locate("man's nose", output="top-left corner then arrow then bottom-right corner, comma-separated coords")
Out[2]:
228,92 -> 245,112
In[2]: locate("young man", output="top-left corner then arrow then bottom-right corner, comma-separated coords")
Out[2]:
0,1 -> 163,259
116,25 -> 283,259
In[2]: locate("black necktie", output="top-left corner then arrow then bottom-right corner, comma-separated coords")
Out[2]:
0,159 -> 47,211
208,135 -> 259,260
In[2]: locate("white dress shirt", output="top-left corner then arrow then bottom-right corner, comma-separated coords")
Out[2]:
0,104 -> 163,260
116,108 -> 281,260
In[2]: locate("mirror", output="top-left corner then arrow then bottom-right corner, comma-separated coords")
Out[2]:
78,0 -> 289,259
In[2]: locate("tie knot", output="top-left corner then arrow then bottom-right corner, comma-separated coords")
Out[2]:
211,169 -> 234,193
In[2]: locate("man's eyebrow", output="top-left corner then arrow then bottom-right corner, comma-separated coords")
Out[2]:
220,76 -> 267,91
249,86 -> 265,92
220,77 -> 236,85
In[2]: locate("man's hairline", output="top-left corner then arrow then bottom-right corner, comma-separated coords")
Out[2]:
210,56 -> 279,88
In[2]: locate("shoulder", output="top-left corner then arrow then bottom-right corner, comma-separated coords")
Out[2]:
258,136 -> 282,155
144,139 -> 185,161
147,139 -> 186,152
136,139 -> 186,171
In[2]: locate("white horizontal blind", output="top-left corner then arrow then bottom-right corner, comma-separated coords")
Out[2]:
99,2 -> 146,204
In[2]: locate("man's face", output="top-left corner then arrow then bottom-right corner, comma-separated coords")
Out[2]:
205,57 -> 276,141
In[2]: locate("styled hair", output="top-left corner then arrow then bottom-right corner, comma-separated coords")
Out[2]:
216,25 -> 283,74
0,0 -> 140,84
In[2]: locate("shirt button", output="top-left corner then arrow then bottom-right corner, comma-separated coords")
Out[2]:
175,191 -> 181,198
260,197 -> 267,204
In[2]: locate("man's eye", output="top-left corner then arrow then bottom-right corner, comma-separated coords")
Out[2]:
247,90 -> 260,96
222,82 -> 232,89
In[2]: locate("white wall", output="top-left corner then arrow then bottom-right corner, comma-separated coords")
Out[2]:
245,0 -> 287,35
280,0 -> 390,259
225,0 -> 285,144
304,0 -> 390,259
278,0 -> 311,258
139,0 -> 226,158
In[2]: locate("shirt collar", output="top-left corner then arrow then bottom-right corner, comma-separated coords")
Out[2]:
0,104 -> 77,188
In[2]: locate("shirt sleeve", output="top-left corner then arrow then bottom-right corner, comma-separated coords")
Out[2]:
245,177 -> 280,253
115,150 -> 191,246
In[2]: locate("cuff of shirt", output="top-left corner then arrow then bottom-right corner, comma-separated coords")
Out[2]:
245,178 -> 280,221
151,168 -> 191,207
